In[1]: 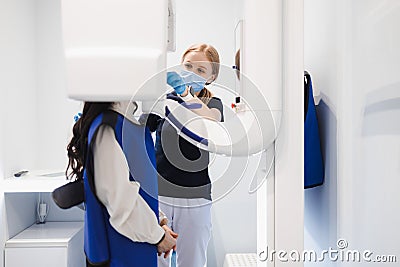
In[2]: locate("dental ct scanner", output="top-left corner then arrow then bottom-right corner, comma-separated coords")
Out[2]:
61,0 -> 282,157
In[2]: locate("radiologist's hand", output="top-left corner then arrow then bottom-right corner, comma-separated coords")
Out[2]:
157,225 -> 178,258
167,71 -> 187,95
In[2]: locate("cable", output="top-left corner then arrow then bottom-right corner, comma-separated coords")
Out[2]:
37,192 -> 49,224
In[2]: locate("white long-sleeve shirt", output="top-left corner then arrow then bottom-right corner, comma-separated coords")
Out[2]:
92,101 -> 165,244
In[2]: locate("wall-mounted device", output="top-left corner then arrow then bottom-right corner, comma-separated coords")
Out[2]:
61,0 -> 168,103
61,0 -> 281,156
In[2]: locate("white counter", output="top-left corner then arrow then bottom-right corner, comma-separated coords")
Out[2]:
3,170 -> 69,193
5,221 -> 85,267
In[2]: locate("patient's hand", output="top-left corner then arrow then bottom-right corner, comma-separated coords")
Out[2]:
157,225 -> 178,258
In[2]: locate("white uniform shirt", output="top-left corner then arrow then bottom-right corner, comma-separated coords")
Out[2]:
92,101 -> 165,244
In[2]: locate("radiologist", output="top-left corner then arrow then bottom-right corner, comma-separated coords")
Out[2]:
143,43 -> 224,267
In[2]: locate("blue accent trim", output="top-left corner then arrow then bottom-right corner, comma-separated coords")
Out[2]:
165,106 -> 208,146
181,102 -> 202,109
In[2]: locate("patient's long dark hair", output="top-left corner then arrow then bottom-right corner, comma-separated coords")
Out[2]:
66,102 -> 113,180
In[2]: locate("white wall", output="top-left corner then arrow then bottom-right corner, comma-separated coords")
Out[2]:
0,1 -> 81,267
167,0 -> 243,68
1,1 -> 38,266
304,0 -> 341,265
305,0 -> 400,266
35,0 -> 81,171
347,1 -> 400,264
0,0 -> 38,179
0,0 -> 80,177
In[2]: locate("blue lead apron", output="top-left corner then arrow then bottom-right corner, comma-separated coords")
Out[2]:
84,110 -> 159,267
304,71 -> 324,188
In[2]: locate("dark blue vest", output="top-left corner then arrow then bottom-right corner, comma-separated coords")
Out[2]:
304,72 -> 324,188
84,110 -> 159,267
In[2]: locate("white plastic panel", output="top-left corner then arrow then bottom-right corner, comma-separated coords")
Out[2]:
5,247 -> 67,267
161,97 -> 275,156
243,0 -> 283,133
65,47 -> 164,101
61,0 -> 168,101
144,62 -> 276,156
5,222 -> 84,267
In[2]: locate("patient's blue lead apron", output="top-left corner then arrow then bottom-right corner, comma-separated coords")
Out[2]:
304,72 -> 324,188
84,110 -> 159,267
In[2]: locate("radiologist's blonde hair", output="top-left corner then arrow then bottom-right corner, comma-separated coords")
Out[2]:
181,44 -> 220,104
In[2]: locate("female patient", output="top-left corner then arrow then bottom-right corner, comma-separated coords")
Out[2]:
66,101 -> 177,267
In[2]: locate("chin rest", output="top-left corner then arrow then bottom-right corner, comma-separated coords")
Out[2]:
52,179 -> 84,209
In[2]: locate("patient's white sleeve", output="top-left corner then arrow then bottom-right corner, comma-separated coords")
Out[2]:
93,125 -> 165,244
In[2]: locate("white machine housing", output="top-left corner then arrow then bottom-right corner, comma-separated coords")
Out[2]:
61,0 -> 168,102
61,0 -> 281,156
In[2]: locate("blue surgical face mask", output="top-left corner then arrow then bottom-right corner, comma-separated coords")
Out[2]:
179,70 -> 207,92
